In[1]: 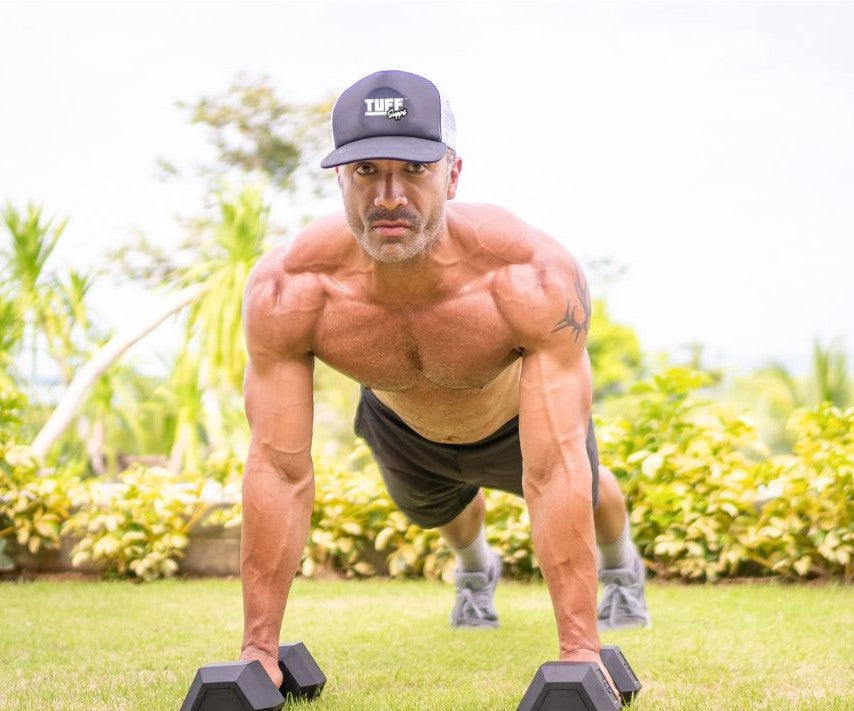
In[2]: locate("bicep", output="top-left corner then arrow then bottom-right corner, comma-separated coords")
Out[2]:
244,353 -> 315,479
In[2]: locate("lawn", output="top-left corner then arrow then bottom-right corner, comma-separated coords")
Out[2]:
0,576 -> 852,710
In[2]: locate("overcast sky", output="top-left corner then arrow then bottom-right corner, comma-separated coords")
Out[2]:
2,1 -> 853,376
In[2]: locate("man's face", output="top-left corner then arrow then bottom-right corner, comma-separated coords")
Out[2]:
336,154 -> 461,264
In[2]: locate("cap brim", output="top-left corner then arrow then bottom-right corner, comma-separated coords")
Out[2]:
320,136 -> 448,168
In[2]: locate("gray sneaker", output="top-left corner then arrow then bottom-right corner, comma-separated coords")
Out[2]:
597,554 -> 651,631
450,552 -> 502,628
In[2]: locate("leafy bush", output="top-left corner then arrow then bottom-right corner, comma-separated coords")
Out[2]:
303,444 -> 536,583
5,368 -> 852,584
598,368 -> 853,581
740,403 -> 853,578
0,444 -> 75,555
1,384 -> 77,556
597,367 -> 771,580
62,460 -> 240,581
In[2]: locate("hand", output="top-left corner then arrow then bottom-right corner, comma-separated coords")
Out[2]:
559,649 -> 619,700
240,647 -> 283,689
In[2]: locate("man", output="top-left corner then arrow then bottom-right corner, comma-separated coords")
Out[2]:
238,70 -> 649,692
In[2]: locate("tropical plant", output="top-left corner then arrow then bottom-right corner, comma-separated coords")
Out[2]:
1,203 -> 68,380
728,338 -> 852,451
177,185 -> 271,391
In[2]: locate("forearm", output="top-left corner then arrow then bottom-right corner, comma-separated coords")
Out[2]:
524,453 -> 599,661
240,462 -> 314,658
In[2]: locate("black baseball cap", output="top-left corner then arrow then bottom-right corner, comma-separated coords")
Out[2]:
320,70 -> 457,169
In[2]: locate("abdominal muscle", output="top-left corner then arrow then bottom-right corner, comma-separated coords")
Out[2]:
370,359 -> 523,444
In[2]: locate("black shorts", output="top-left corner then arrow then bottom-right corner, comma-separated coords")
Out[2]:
354,387 -> 600,529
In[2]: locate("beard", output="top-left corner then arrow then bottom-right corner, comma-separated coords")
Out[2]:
346,204 -> 444,264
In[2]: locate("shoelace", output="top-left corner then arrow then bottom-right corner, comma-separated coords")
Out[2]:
452,587 -> 487,623
598,581 -> 643,626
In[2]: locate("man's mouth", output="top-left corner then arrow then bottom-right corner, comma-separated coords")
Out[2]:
371,220 -> 411,237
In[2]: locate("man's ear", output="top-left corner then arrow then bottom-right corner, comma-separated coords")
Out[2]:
446,156 -> 462,200
335,166 -> 343,190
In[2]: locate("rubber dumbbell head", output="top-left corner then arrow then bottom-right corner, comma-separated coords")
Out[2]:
517,645 -> 641,711
181,642 -> 325,711
600,646 -> 642,705
516,662 -> 622,711
278,642 -> 326,700
180,660 -> 285,711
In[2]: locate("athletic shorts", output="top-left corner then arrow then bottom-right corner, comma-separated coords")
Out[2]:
353,387 -> 600,529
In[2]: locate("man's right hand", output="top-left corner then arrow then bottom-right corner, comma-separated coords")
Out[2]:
240,647 -> 283,689
559,649 -> 620,702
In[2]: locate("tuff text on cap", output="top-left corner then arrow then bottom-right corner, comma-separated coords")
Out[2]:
364,97 -> 408,121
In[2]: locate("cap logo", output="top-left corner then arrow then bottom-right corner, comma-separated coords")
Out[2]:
364,97 -> 408,121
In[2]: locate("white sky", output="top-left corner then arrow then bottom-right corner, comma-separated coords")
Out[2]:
2,1 -> 853,376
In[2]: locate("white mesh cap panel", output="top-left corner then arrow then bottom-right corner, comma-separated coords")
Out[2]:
439,91 -> 457,151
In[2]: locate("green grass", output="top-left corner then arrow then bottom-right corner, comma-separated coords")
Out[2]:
1,577 -> 852,710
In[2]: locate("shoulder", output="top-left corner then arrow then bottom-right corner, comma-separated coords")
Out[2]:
243,212 -> 352,356
449,203 -> 538,262
470,210 -> 590,353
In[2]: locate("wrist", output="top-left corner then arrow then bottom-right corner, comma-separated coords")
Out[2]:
559,647 -> 600,664
241,641 -> 280,660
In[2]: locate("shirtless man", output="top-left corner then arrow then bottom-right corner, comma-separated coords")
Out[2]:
239,70 -> 649,693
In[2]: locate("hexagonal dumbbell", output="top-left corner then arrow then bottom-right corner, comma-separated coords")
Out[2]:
180,642 -> 326,711
600,645 -> 642,705
517,645 -> 641,711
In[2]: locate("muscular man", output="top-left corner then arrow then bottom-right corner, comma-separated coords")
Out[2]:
239,70 -> 649,691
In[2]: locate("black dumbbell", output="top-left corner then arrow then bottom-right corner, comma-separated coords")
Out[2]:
180,642 -> 326,711
600,646 -> 641,705
517,645 -> 641,711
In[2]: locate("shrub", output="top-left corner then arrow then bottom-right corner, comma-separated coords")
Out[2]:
0,444 -> 75,555
5,369 -> 851,584
597,367 -> 771,580
304,444 -> 536,583
741,403 -> 853,579
62,459 -> 240,581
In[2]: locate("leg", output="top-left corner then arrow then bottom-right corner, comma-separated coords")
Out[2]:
441,491 -> 502,628
594,465 -> 629,546
439,490 -> 486,550
594,465 -> 651,630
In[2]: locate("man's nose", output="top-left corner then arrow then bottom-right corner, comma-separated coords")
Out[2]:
374,174 -> 408,210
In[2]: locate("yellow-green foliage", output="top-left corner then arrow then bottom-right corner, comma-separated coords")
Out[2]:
3,370 -> 852,583
1,384 -> 75,556
306,444 -> 450,580
597,367 -> 770,580
304,444 -> 535,582
598,368 -> 853,581
0,444 -> 74,555
62,461 -> 240,581
740,403 -> 853,578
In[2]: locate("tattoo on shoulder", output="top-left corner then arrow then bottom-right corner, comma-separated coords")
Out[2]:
551,271 -> 591,341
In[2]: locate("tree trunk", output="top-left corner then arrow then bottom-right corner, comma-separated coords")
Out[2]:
31,286 -> 203,460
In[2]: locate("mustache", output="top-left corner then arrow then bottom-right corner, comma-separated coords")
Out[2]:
366,208 -> 420,225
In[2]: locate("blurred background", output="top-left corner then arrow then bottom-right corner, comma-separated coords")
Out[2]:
1,2 -> 851,583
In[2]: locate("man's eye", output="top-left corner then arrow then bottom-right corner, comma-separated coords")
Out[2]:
354,163 -> 375,175
406,163 -> 426,173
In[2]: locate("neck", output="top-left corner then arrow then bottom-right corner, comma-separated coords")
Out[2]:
367,226 -> 457,306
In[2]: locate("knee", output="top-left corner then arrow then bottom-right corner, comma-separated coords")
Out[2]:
595,465 -> 625,511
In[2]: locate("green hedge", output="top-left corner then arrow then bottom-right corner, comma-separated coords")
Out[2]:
599,368 -> 853,580
2,369 -> 852,582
